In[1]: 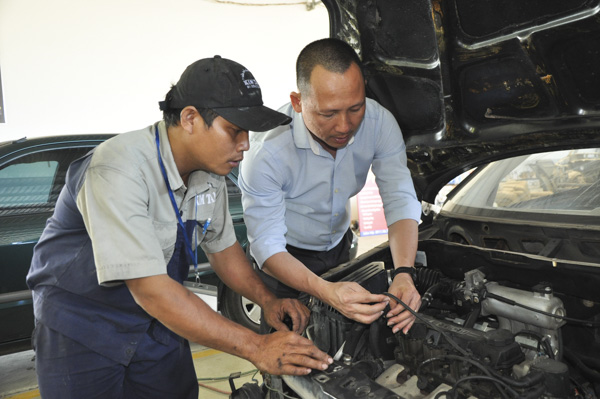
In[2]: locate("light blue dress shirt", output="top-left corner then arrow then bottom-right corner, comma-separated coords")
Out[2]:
239,98 -> 422,268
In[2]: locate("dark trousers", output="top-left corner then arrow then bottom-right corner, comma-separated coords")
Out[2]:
259,228 -> 354,332
33,321 -> 198,399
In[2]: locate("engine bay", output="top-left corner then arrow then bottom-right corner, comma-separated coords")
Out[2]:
256,239 -> 600,399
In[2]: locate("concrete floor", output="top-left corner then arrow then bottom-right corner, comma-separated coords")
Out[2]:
0,234 -> 388,399
0,344 -> 261,399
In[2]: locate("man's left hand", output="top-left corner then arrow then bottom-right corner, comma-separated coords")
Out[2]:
385,273 -> 421,334
262,298 -> 310,334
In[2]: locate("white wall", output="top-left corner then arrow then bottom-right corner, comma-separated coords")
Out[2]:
0,0 -> 329,141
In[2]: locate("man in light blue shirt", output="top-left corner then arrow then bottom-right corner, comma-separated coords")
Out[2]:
239,39 -> 423,334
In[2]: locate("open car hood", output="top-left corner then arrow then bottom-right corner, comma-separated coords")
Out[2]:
250,5 -> 600,398
322,0 -> 600,203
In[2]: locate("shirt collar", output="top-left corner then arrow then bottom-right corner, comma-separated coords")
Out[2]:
155,120 -> 185,192
156,121 -> 219,196
305,129 -> 322,156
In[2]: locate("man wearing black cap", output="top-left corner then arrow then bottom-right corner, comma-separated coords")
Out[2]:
27,56 -> 332,399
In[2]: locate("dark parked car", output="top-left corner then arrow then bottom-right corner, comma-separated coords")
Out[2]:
0,134 -> 261,355
247,0 -> 600,398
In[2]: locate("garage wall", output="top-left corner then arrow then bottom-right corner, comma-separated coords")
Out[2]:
0,0 -> 328,141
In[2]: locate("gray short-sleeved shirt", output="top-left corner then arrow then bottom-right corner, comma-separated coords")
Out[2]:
78,121 -> 237,284
26,121 -> 237,364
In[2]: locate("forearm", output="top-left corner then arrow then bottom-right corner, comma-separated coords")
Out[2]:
386,219 -> 421,333
388,219 -> 418,268
207,243 -> 278,308
126,274 -> 261,361
262,252 -> 330,301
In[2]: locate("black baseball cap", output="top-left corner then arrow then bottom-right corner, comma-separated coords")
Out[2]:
159,56 -> 291,132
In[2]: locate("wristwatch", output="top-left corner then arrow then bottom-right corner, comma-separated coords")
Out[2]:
391,267 -> 417,282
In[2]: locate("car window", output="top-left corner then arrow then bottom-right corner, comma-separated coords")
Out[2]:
0,148 -> 91,216
225,176 -> 241,199
0,161 -> 58,208
446,148 -> 600,215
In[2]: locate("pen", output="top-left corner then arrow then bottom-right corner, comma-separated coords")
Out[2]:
202,218 -> 212,235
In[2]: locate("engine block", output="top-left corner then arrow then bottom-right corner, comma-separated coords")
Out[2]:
274,262 -> 574,399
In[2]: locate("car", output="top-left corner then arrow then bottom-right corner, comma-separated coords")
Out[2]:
238,0 -> 600,398
0,134 -> 264,355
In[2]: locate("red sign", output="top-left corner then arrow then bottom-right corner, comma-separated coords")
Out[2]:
356,179 -> 388,236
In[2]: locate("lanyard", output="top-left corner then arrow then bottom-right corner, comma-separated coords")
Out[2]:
155,125 -> 198,270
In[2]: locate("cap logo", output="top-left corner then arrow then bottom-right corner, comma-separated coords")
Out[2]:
241,69 -> 260,89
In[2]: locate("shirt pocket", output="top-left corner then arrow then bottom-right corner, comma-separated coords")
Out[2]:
184,193 -> 217,247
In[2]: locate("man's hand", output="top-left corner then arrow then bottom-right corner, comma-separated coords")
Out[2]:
262,298 -> 310,334
321,281 -> 390,324
251,331 -> 332,375
385,273 -> 421,334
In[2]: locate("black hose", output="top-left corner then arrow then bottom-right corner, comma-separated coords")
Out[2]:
416,355 -> 512,399
415,267 -> 442,291
577,353 -> 600,369
520,385 -> 546,399
417,355 -> 492,380
489,368 -> 545,389
450,375 -> 520,399
419,282 -> 442,312
343,323 -> 367,359
368,318 -> 383,359
563,347 -> 600,383
383,292 -> 471,358
541,337 -> 555,360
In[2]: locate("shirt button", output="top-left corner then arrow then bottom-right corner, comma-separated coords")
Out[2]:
334,213 -> 339,217
334,189 -> 339,193
126,348 -> 134,355
333,230 -> 337,233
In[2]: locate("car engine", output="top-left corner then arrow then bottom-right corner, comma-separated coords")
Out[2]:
254,253 -> 600,399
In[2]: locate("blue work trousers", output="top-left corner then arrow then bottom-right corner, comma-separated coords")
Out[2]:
33,321 -> 198,399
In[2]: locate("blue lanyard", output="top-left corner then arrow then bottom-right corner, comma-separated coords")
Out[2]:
155,126 -> 198,270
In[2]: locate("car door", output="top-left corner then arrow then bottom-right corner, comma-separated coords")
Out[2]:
0,137 -> 109,355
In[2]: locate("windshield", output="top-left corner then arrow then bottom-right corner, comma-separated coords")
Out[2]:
444,148 -> 600,216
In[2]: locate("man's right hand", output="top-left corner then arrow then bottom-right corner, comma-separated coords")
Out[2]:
321,281 -> 390,324
261,253 -> 389,324
251,331 -> 332,375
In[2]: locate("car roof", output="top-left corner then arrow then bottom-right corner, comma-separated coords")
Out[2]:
0,134 -> 116,164
323,0 -> 600,202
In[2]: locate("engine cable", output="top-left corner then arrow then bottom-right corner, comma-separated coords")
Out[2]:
263,378 -> 299,399
417,355 -> 493,380
417,355 -> 511,399
385,293 -> 555,399
448,375 -> 520,399
514,330 -> 555,359
383,292 -> 471,358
